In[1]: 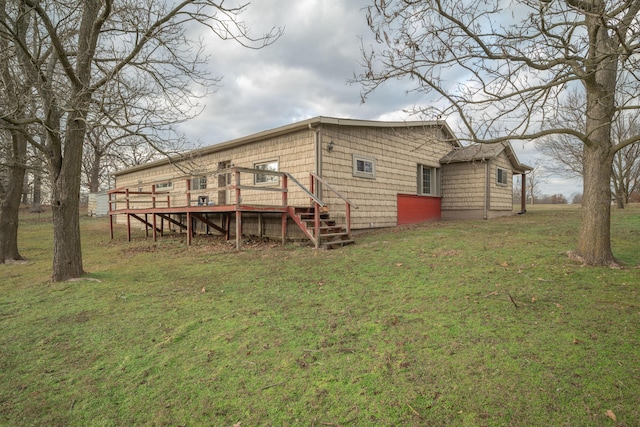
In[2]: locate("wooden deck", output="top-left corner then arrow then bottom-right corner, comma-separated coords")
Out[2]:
108,168 -> 357,249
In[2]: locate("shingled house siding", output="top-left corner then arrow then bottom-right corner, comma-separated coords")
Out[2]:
490,153 -> 514,212
441,161 -> 486,213
111,118 -> 528,238
320,125 -> 453,229
113,129 -> 316,226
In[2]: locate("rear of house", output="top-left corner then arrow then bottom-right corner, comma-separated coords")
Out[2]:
110,117 -> 529,244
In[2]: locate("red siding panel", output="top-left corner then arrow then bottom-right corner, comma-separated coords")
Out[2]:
397,194 -> 441,225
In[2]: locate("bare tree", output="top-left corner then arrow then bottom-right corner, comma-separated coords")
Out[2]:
526,162 -> 546,205
356,1 -> 640,266
537,91 -> 640,208
0,129 -> 27,263
0,0 -> 28,263
0,1 -> 281,280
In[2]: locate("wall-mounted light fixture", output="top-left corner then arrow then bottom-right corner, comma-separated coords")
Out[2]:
327,140 -> 335,152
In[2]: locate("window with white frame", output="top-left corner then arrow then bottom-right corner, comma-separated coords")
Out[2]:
155,181 -> 172,190
254,159 -> 279,185
496,167 -> 508,186
418,164 -> 441,196
191,176 -> 207,190
353,154 -> 376,179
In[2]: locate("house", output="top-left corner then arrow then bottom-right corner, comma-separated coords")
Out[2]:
109,116 -> 530,248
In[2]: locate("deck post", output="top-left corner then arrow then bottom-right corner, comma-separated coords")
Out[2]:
187,211 -> 192,245
521,173 -> 527,213
151,185 -> 157,242
314,201 -> 320,249
186,178 -> 191,206
310,173 -> 315,196
281,173 -> 288,245
126,214 -> 131,242
282,174 -> 288,207
346,203 -> 351,235
281,213 -> 287,245
153,214 -> 158,242
236,210 -> 242,250
125,188 -> 131,241
235,168 -> 242,250
144,214 -> 149,237
109,214 -> 114,239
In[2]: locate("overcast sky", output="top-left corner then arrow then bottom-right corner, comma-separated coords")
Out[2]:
176,0 -> 582,199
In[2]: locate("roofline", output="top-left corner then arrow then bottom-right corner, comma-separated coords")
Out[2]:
442,142 -> 532,173
113,116 -> 460,176
502,143 -> 533,172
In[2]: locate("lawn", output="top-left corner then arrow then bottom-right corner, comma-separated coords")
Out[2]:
1,205 -> 638,426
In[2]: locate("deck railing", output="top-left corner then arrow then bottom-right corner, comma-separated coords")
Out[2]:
309,172 -> 358,248
108,167 -> 354,249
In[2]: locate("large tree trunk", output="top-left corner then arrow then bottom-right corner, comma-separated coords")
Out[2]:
30,170 -> 43,213
49,97 -> 91,280
21,172 -> 29,204
0,132 -> 27,263
48,0 -> 102,282
50,125 -> 85,281
30,151 -> 44,213
575,12 -> 619,266
577,143 -> 615,265
88,149 -> 102,193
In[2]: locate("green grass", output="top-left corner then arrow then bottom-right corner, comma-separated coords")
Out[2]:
1,205 -> 639,426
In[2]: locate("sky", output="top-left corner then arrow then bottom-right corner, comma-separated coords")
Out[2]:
175,0 -> 583,199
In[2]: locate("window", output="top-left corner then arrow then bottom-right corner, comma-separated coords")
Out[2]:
418,164 -> 441,196
191,176 -> 207,190
155,181 -> 172,190
353,154 -> 376,179
497,167 -> 508,186
254,159 -> 279,185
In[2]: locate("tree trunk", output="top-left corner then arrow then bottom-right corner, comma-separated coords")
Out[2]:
49,103 -> 90,281
30,169 -> 43,213
21,172 -> 29,204
575,12 -> 619,266
88,149 -> 102,193
578,143 -> 615,265
50,143 -> 85,281
0,133 -> 27,263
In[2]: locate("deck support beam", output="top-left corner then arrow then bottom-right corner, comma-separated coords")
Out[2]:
126,214 -> 131,242
187,212 -> 193,245
235,169 -> 242,250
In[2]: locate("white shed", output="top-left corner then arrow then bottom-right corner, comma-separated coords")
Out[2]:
88,192 -> 109,216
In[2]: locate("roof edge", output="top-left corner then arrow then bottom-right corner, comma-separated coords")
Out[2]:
113,116 -> 460,177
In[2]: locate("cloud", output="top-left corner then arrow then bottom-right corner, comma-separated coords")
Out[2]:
176,0 -> 575,196
178,0 -> 424,144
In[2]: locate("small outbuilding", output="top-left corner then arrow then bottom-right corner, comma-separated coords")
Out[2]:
88,191 -> 109,217
440,142 -> 531,220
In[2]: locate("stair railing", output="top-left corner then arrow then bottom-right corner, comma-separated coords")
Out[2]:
310,172 -> 358,247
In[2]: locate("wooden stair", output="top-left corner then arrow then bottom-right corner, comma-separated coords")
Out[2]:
288,207 -> 355,249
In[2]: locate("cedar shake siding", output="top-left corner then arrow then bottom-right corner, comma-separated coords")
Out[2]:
111,117 -> 531,242
440,143 -> 531,220
319,124 -> 455,229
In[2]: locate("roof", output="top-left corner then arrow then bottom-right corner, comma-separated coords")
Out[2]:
440,142 -> 532,173
113,116 -> 460,176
